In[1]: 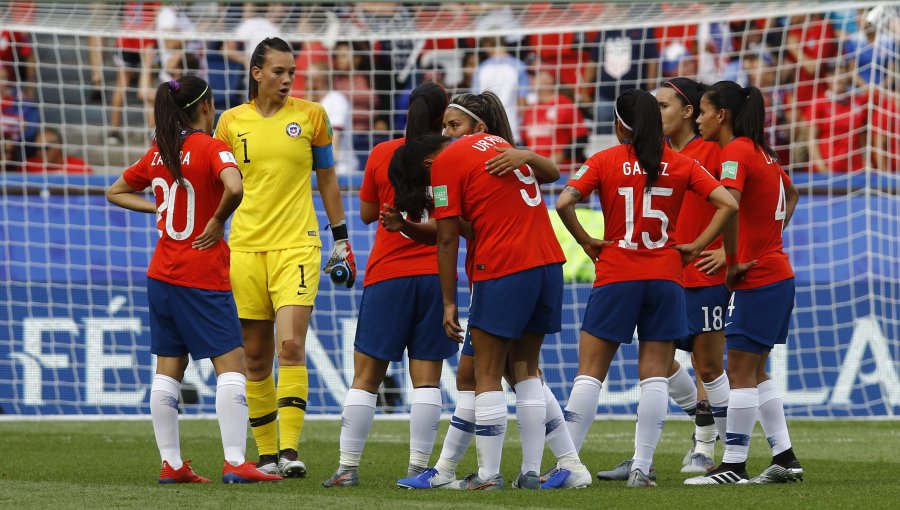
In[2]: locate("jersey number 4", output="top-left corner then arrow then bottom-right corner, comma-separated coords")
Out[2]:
617,186 -> 673,250
151,177 -> 196,241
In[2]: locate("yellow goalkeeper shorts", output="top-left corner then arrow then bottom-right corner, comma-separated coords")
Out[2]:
231,247 -> 321,320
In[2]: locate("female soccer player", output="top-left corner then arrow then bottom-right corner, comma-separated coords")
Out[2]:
395,92 -> 591,491
106,75 -> 281,484
214,37 -> 354,477
556,88 -> 738,488
686,81 -> 803,485
322,82 -> 455,488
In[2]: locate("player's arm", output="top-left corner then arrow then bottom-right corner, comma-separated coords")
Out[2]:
106,177 -> 155,213
436,216 -> 463,342
318,163 -> 356,287
783,181 -> 799,229
675,186 -> 739,266
360,199 -> 378,224
193,167 -> 243,250
485,146 -> 560,183
555,185 -> 609,261
379,203 -> 438,245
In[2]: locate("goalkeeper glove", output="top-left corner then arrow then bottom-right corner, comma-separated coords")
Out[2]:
324,220 -> 356,288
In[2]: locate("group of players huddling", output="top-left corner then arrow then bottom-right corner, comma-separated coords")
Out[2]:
107,37 -> 803,489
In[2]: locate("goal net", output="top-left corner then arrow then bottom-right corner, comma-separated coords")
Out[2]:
1,1 -> 898,418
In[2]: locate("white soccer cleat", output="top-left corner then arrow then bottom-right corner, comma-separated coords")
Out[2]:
681,452 -> 715,473
749,460 -> 804,484
684,465 -> 749,485
278,457 -> 308,478
540,465 -> 593,489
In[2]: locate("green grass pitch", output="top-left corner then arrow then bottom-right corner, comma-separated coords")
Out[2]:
1,419 -> 898,508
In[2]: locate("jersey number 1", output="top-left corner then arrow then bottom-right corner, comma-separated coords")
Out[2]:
240,137 -> 250,163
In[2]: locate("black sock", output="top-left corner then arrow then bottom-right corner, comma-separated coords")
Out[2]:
695,400 -> 715,427
773,448 -> 797,466
259,453 -> 278,465
279,448 -> 298,461
716,462 -> 746,474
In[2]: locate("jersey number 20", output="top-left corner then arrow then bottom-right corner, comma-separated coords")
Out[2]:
152,177 -> 196,241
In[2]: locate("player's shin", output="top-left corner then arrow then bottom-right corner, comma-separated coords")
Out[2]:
338,389 -> 377,469
435,390 -> 475,477
409,387 -> 442,474
216,372 -> 248,466
475,391 -> 508,480
515,378 -> 546,475
563,375 -> 602,452
632,377 -> 668,476
151,374 -> 183,470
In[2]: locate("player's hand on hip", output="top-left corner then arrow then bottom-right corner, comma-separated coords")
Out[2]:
581,237 -> 611,262
192,218 -> 225,250
379,203 -> 404,233
324,239 -> 357,288
694,247 -> 726,275
486,146 -> 530,176
725,259 -> 759,291
673,243 -> 703,267
442,303 -> 464,342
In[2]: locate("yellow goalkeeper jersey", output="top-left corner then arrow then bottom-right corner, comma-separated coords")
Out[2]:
215,97 -> 333,252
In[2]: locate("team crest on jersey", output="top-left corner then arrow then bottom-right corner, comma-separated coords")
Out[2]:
433,185 -> 448,207
574,164 -> 589,179
721,161 -> 739,179
285,122 -> 302,138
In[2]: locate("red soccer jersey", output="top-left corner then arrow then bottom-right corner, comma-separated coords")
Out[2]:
522,94 -> 588,170
718,137 -> 795,290
359,137 -> 439,286
567,144 -> 721,288
431,133 -> 565,282
673,136 -> 724,287
808,92 -> 867,172
123,132 -> 238,291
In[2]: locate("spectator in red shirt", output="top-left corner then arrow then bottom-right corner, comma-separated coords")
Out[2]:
24,127 -> 93,174
0,30 -> 36,99
521,69 -> 588,172
785,13 -> 838,108
806,64 -> 867,173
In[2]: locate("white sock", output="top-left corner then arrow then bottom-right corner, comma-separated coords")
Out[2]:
631,377 -> 668,476
722,387 -> 758,464
515,378 -> 546,475
435,390 -> 475,478
338,389 -> 377,468
757,380 -> 792,456
668,364 -> 698,417
703,371 -> 730,443
543,383 -> 580,470
216,372 -> 248,466
409,387 -> 442,469
563,375 -> 602,452
475,391 -> 507,480
694,422 -> 718,458
151,374 -> 182,470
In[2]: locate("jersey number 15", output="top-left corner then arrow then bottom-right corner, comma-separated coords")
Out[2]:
617,186 -> 673,250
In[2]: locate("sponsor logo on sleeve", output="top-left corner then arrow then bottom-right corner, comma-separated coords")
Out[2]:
574,164 -> 589,179
433,185 -> 449,207
721,161 -> 739,179
219,151 -> 238,165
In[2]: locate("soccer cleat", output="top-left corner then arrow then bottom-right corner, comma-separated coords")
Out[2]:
626,469 -> 657,488
222,461 -> 283,483
540,466 -> 593,489
278,457 -> 308,478
539,465 -> 560,483
406,464 -> 428,478
681,453 -> 715,474
396,467 -> 462,489
462,472 -> 504,491
749,460 -> 804,484
511,470 -> 540,489
596,459 -> 656,481
158,460 -> 211,484
684,464 -> 749,485
256,454 -> 279,476
323,468 -> 359,487
682,433 -> 697,466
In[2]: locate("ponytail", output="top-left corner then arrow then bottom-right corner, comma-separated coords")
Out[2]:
153,75 -> 211,185
616,89 -> 664,190
247,37 -> 293,101
388,134 -> 450,217
405,82 -> 450,140
705,81 -> 777,160
448,91 -> 516,146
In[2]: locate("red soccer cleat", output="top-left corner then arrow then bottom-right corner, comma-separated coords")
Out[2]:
158,460 -> 211,484
222,461 -> 284,483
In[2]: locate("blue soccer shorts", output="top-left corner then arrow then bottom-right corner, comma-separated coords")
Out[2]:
581,280 -> 687,344
468,263 -> 563,339
726,278 -> 795,354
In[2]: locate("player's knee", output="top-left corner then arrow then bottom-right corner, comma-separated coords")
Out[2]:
726,363 -> 756,388
278,338 -> 307,364
696,359 -> 724,383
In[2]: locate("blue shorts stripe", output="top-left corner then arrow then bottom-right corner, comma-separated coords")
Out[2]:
450,415 -> 476,433
475,423 -> 506,437
725,432 -> 751,446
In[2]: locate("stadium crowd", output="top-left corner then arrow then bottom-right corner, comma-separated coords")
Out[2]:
0,2 -> 898,175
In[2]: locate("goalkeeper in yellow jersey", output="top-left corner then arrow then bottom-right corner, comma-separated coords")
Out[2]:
214,37 -> 355,477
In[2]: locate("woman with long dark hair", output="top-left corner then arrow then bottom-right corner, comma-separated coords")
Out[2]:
323,82 -> 456,488
107,75 -> 280,484
686,81 -> 802,485
556,88 -> 738,488
214,37 -> 353,477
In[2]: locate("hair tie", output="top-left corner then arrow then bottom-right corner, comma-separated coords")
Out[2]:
167,80 -> 180,92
